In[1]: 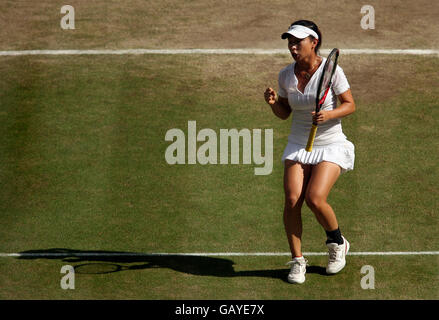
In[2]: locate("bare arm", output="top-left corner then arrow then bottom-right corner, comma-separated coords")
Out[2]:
312,89 -> 356,123
264,87 -> 292,120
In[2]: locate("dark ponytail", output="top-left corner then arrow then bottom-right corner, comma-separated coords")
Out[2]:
291,20 -> 322,54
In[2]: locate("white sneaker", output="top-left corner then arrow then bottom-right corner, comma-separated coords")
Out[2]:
286,257 -> 308,284
326,236 -> 350,275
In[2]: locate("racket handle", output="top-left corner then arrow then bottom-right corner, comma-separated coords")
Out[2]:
305,124 -> 318,152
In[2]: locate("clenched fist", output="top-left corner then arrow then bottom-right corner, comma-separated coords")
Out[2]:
264,87 -> 277,105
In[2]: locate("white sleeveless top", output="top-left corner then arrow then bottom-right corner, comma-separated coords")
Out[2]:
278,58 -> 350,146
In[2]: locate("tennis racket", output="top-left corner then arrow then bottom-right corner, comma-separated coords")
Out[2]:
305,48 -> 340,152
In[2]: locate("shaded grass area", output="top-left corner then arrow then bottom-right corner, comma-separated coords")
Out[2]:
0,252 -> 437,299
0,54 -> 437,299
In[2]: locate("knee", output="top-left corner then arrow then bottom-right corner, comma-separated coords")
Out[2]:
305,192 -> 326,211
284,192 -> 303,209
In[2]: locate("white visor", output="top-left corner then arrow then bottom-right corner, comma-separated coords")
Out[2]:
281,25 -> 319,40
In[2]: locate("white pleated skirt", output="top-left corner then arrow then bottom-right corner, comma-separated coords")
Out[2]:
281,139 -> 355,174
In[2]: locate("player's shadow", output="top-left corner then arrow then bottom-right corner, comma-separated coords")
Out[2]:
17,248 -> 327,283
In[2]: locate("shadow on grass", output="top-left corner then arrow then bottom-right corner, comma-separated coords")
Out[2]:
17,248 -> 328,283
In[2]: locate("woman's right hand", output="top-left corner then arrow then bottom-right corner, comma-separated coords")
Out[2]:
264,87 -> 277,105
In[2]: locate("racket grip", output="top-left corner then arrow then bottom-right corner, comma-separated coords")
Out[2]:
305,124 -> 318,152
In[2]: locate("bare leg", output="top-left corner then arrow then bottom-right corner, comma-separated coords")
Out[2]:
283,160 -> 312,258
305,161 -> 341,232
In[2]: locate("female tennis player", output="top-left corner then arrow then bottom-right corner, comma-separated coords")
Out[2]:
264,20 -> 356,284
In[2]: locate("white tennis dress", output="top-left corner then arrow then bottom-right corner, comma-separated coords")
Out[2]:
278,58 -> 355,173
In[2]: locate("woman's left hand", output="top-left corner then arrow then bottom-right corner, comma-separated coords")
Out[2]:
312,110 -> 332,124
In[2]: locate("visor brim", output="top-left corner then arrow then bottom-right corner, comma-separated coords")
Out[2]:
281,30 -> 310,40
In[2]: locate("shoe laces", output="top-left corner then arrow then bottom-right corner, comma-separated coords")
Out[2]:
286,258 -> 308,274
328,246 -> 342,262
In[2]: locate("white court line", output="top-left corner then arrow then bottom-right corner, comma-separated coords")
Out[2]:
1,251 -> 438,258
0,49 -> 438,56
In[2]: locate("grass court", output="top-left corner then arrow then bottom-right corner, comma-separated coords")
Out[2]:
0,1 -> 438,300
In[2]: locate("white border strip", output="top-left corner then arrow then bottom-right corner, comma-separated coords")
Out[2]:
0,49 -> 438,56
1,251 -> 438,257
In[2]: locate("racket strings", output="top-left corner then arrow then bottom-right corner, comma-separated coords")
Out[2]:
318,56 -> 338,101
